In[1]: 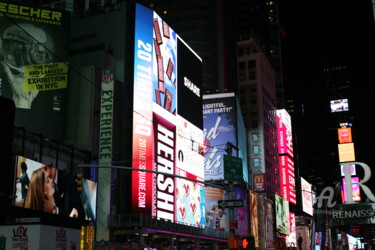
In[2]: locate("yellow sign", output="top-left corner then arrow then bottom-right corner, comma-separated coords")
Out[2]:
23,62 -> 68,92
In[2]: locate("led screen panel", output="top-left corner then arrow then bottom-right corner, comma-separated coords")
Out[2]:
276,109 -> 294,158
249,191 -> 259,247
132,4 -> 204,227
286,212 -> 296,247
301,177 -> 313,216
0,3 -> 70,138
203,93 -> 237,181
233,186 -> 249,235
338,143 -> 356,162
279,155 -> 296,205
204,187 -> 229,230
275,194 -> 290,235
338,127 -> 352,143
341,177 -> 361,203
13,156 -> 97,221
330,99 -> 349,112
340,164 -> 356,176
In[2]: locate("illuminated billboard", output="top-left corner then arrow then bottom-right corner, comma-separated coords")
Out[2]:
132,4 -> 204,227
205,187 -> 229,230
338,143 -> 356,162
341,177 -> 361,203
249,191 -> 259,247
330,99 -> 349,112
286,212 -> 296,247
338,127 -> 352,143
276,109 -> 293,158
13,156 -> 97,221
275,194 -> 290,235
0,2 -> 70,138
203,93 -> 238,181
279,155 -> 296,205
301,177 -> 313,216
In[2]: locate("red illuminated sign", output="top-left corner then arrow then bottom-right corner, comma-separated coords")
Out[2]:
276,109 -> 293,159
338,127 -> 352,143
279,155 -> 296,205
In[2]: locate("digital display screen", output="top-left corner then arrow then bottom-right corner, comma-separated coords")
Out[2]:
13,155 -> 97,221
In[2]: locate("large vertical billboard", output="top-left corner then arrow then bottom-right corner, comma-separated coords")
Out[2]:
249,191 -> 259,247
0,2 -> 70,138
301,177 -> 313,216
203,93 -> 238,181
132,4 -> 204,227
275,194 -> 290,235
276,109 -> 293,158
279,155 -> 296,204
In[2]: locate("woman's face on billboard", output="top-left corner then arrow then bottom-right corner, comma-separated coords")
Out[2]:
44,173 -> 55,198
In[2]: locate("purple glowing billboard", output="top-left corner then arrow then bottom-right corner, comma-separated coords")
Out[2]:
203,93 -> 238,181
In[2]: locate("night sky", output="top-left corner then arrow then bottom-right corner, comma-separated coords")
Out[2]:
279,0 -> 375,187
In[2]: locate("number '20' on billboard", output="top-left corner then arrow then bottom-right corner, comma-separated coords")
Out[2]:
132,4 -> 205,228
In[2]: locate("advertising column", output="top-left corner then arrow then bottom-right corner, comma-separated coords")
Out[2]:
96,69 -> 114,241
132,4 -> 205,227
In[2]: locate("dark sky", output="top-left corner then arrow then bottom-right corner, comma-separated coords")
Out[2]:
279,0 -> 375,96
278,1 -> 375,184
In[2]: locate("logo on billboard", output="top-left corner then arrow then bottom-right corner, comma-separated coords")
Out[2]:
253,174 -> 265,191
56,228 -> 67,248
102,69 -> 114,84
12,226 -> 29,248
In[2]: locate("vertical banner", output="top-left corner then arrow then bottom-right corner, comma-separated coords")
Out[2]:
203,93 -> 236,181
249,191 -> 259,247
0,2 -> 70,138
132,4 -> 204,226
96,68 -> 114,241
275,194 -> 290,235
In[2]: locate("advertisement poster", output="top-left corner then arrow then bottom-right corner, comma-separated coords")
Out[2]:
13,155 -> 97,221
249,191 -> 259,247
132,4 -> 204,227
203,93 -> 237,181
233,186 -> 249,235
0,1 -> 70,138
0,224 -> 80,249
204,187 -> 229,230
301,177 -> 313,216
275,194 -> 290,235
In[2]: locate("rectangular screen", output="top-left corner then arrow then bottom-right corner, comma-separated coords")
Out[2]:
301,177 -> 313,216
13,156 -> 97,221
275,194 -> 290,235
338,143 -> 356,162
330,99 -> 349,113
132,4 -> 204,227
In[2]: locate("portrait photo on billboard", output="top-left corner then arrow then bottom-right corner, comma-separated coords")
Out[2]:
13,156 -> 97,221
0,2 -> 70,138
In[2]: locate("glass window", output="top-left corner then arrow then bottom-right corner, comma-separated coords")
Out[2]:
253,158 -> 260,167
252,133 -> 259,142
253,145 -> 260,154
